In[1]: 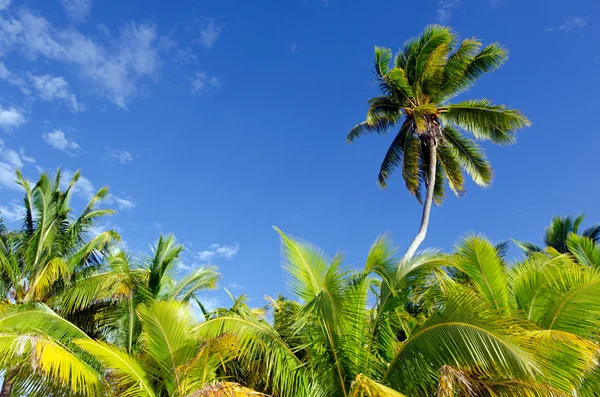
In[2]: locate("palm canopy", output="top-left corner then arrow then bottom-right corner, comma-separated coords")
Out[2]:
515,214 -> 600,267
193,228 -> 600,397
348,25 -> 530,202
0,169 -> 120,305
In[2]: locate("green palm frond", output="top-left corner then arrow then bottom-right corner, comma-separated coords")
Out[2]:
350,374 -> 408,397
451,235 -> 509,312
75,339 -> 156,397
442,124 -> 492,187
0,333 -> 103,396
383,291 -> 538,395
193,315 -> 308,397
146,234 -> 184,300
137,301 -> 197,394
378,121 -> 410,189
441,99 -> 530,145
566,233 -> 600,267
167,265 -> 220,301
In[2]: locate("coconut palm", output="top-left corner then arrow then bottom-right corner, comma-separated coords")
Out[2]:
0,170 -> 120,395
195,229 -> 598,396
515,214 -> 600,267
55,235 -> 220,353
74,300 -> 262,396
347,25 -> 530,261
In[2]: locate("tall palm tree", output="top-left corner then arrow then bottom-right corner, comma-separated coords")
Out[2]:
347,25 -> 530,261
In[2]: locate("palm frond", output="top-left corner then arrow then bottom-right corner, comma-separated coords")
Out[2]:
75,339 -> 156,397
441,99 -> 530,145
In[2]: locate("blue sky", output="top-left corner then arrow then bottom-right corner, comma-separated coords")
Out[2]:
0,0 -> 598,310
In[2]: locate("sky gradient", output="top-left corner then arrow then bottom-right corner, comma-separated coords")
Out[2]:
0,0 -> 598,310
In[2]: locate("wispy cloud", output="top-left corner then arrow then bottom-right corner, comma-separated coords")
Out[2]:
0,200 -> 24,222
0,9 -> 161,107
191,71 -> 220,95
290,44 -> 302,53
436,0 -> 461,24
152,222 -> 162,229
0,62 -> 30,94
42,130 -> 82,156
0,139 -> 34,190
104,148 -> 133,164
227,282 -> 243,290
61,0 -> 92,22
0,138 -> 34,169
196,19 -> 224,49
61,170 -> 135,211
0,106 -> 26,130
196,243 -> 240,262
547,16 -> 589,32
109,196 -> 136,211
30,74 -> 83,112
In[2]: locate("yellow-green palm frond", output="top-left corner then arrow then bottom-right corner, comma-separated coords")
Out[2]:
350,374 -> 407,397
74,338 -> 156,397
137,301 -> 198,395
383,291 -> 539,395
187,382 -> 265,397
451,235 -> 509,312
193,314 -> 308,397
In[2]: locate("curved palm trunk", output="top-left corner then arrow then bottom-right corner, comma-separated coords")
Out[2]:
402,137 -> 438,262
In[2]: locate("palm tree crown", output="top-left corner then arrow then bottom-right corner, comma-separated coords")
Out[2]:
348,25 -> 530,260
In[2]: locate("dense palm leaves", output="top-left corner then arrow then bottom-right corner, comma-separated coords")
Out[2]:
515,214 -> 600,267
0,171 -> 223,395
348,25 -> 530,260
1,170 -> 599,396
194,229 -> 600,396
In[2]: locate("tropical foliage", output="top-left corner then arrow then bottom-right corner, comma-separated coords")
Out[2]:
347,25 -> 530,260
0,25 -> 595,397
515,214 -> 600,267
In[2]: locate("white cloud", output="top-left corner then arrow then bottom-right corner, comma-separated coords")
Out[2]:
197,19 -> 223,49
290,44 -> 302,53
0,10 -> 161,107
554,16 -> 588,32
30,74 -> 83,112
0,162 -> 18,190
42,130 -> 82,156
61,0 -> 92,22
176,261 -> 192,271
196,295 -> 222,312
196,243 -> 240,262
0,200 -> 23,222
0,62 -> 29,94
62,170 -> 136,212
228,282 -> 243,290
109,195 -> 135,211
0,0 -> 10,11
0,139 -> 33,190
61,170 -> 96,199
104,148 -> 133,164
152,222 -> 162,229
0,106 -> 25,129
436,0 -> 461,24
191,71 -> 219,95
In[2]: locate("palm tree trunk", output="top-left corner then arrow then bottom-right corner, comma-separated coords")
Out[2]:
402,137 -> 437,262
0,369 -> 16,397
